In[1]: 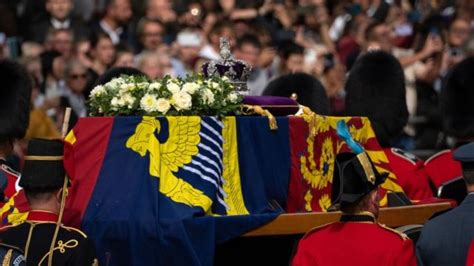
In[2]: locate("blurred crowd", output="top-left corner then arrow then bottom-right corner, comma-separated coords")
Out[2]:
0,0 -> 472,152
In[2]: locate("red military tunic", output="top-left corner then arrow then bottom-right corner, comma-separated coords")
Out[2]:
384,148 -> 433,200
466,240 -> 474,266
292,213 -> 416,266
424,150 -> 462,189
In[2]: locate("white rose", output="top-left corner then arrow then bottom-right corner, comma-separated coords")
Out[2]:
167,81 -> 181,94
120,83 -> 135,92
171,91 -> 192,111
138,82 -> 148,89
182,82 -> 200,95
111,97 -> 125,110
149,82 -> 161,91
227,92 -> 239,103
202,89 -> 215,105
122,93 -> 135,109
90,85 -> 106,98
140,94 -> 159,113
156,98 -> 171,114
108,78 -> 122,88
210,82 -> 220,90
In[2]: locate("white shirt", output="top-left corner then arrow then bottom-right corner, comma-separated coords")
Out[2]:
99,20 -> 123,45
51,18 -> 71,29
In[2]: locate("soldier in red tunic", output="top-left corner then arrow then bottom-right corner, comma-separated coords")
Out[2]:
0,60 -> 32,203
344,51 -> 433,201
424,57 -> 474,190
292,151 -> 416,266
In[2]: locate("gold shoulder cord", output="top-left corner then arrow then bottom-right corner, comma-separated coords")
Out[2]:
47,108 -> 72,266
24,223 -> 37,260
2,249 -> 12,266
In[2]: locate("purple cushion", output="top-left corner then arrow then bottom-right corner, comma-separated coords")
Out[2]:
243,96 -> 299,116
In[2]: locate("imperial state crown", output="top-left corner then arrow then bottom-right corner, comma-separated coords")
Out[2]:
201,37 -> 251,95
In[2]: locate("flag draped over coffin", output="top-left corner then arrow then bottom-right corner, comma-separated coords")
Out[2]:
61,116 -> 289,265
0,114 -> 404,265
286,113 -> 404,213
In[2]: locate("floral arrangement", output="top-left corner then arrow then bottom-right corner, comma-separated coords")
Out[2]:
88,74 -> 243,117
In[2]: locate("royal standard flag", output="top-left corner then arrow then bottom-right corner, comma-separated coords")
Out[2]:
286,114 -> 404,213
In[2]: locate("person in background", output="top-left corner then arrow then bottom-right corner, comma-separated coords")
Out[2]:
62,59 -> 88,118
318,52 -> 346,115
0,139 -> 98,265
172,29 -> 203,77
0,60 -> 32,202
39,51 -> 65,114
93,0 -> 133,46
113,48 -> 135,68
24,77 -> 61,142
89,32 -> 115,77
135,18 -> 165,55
440,18 -> 470,75
344,50 -> 433,201
234,34 -> 267,96
25,0 -> 89,44
277,41 -> 305,75
446,18 -> 471,56
293,151 -> 416,266
200,21 -> 235,60
424,57 -> 474,190
73,38 -> 93,69
136,51 -> 165,80
50,28 -> 74,59
83,32 -> 115,98
144,0 -> 177,44
417,142 -> 474,266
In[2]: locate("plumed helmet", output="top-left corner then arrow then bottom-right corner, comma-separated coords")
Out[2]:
441,57 -> 474,139
262,72 -> 330,115
331,152 -> 388,208
0,59 -> 32,142
345,51 -> 408,147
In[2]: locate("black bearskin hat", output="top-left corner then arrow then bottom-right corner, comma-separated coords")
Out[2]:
441,57 -> 474,139
262,72 -> 330,115
0,59 -> 32,142
345,51 -> 408,147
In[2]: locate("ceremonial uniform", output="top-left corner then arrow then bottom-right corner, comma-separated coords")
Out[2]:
0,139 -> 98,265
384,148 -> 433,200
434,57 -> 474,191
416,194 -> 474,266
0,211 -> 97,266
417,142 -> 474,266
292,213 -> 416,266
344,52 -> 420,201
0,60 -> 31,205
294,131 -> 417,266
424,149 -> 462,189
0,243 -> 25,265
